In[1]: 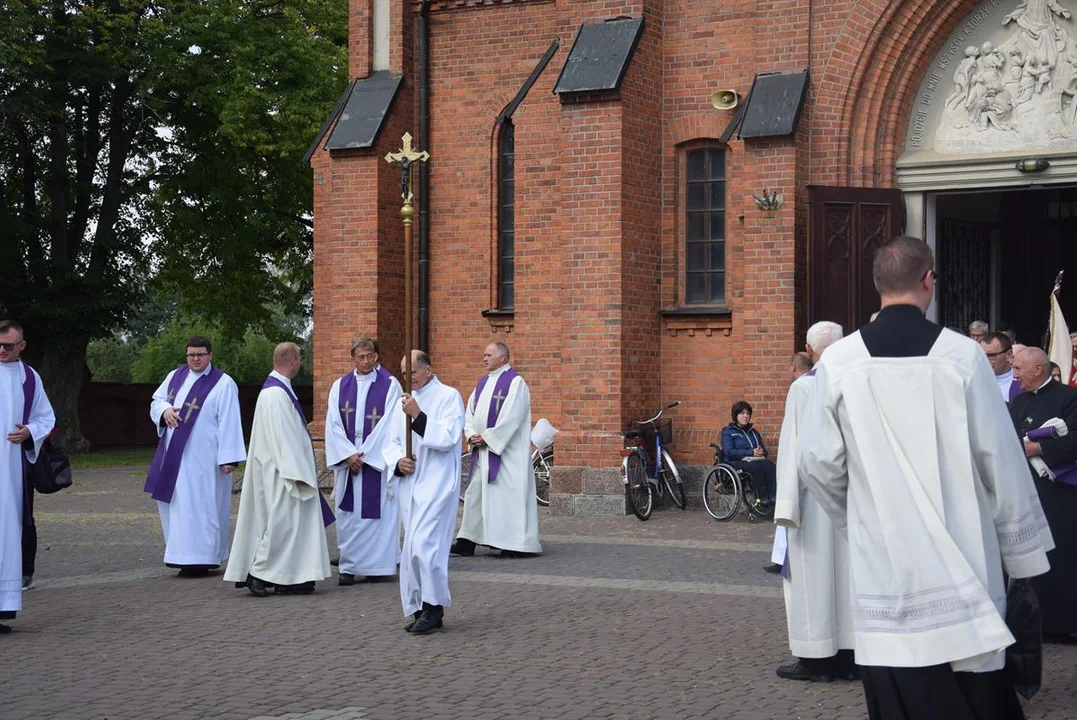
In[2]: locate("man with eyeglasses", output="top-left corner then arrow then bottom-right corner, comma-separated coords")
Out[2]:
1010,346 -> 1077,641
0,320 -> 55,634
798,236 -> 1052,720
979,332 -> 1021,403
144,336 -> 245,578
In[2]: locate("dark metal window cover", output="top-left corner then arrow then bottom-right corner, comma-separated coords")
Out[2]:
324,71 -> 403,152
553,16 -> 644,96
304,82 -> 355,163
738,70 -> 809,139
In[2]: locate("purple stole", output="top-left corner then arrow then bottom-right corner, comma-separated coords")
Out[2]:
337,367 -> 392,519
144,365 -> 225,503
261,375 -> 335,527
1026,424 -> 1077,486
21,361 -> 35,426
1008,379 -> 1022,403
469,367 -> 519,483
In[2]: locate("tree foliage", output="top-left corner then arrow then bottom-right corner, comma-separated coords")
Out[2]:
0,0 -> 347,447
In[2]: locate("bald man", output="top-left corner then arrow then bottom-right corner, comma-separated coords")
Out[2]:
1010,345 -> 1077,639
225,343 -> 331,597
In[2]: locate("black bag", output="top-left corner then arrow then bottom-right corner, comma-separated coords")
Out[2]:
1005,577 -> 1042,700
27,438 -> 72,494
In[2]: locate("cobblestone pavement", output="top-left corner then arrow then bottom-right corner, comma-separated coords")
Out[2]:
3,467 -> 1076,719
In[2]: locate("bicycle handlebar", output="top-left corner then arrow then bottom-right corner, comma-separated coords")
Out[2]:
636,401 -> 682,426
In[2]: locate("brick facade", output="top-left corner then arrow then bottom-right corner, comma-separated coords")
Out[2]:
311,0 -> 978,501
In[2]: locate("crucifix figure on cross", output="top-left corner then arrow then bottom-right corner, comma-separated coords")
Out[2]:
384,132 -> 430,205
182,396 -> 201,423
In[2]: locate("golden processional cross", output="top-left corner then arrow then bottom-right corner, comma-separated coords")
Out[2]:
385,132 -> 430,456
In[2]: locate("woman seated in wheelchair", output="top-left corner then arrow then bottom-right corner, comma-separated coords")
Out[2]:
720,401 -> 776,507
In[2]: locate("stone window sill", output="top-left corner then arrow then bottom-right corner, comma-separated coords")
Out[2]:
660,306 -> 732,337
482,309 -> 515,333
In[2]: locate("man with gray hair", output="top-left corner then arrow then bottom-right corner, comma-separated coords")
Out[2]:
968,320 -> 989,342
773,320 -> 855,683
798,236 -> 1052,719
452,341 -> 541,558
1010,345 -> 1077,639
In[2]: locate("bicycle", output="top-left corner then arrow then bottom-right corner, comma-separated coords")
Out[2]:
620,401 -> 687,521
701,442 -> 773,522
459,444 -> 553,506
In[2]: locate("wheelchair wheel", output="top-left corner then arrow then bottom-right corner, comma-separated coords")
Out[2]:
703,465 -> 741,521
741,473 -> 774,522
532,447 -> 553,507
625,452 -> 653,521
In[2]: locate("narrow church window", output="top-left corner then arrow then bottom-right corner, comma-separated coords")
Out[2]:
685,148 -> 726,304
498,120 -> 515,310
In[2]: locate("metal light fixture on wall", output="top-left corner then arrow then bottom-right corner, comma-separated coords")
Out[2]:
753,189 -> 783,211
1015,158 -> 1050,173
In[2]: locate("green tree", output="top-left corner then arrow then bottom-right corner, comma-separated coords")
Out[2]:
86,336 -> 138,383
0,0 -> 346,449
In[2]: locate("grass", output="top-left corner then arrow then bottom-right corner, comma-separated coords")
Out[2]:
69,447 -> 157,469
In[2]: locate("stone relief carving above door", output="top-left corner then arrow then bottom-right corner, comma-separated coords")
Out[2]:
906,0 -> 1077,156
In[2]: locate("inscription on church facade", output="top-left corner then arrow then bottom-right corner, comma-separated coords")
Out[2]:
907,0 -> 1077,154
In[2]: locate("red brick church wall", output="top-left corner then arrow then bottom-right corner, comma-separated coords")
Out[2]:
310,0 -> 985,469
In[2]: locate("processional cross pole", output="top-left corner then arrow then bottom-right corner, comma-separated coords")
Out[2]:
385,132 -> 429,457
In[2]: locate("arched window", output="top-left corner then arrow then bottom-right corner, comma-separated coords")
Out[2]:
684,147 -> 726,304
497,120 -> 515,310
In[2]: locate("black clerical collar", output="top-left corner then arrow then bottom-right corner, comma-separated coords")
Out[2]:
874,304 -> 926,321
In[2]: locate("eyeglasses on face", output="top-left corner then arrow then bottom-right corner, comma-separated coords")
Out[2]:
0,342 -> 24,352
186,352 -> 210,359
984,350 -> 1011,358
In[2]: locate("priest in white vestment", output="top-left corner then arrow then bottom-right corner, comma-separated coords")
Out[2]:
773,321 -> 855,683
765,352 -> 816,575
0,321 -> 55,634
324,338 -> 402,584
453,342 -> 541,557
225,343 -> 331,596
145,336 -> 246,577
798,236 -> 1053,720
383,350 -> 464,634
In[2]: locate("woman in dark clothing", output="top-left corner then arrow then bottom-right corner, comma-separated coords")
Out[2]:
720,400 -> 777,505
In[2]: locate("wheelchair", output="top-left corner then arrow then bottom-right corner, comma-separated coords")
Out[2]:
702,443 -> 774,522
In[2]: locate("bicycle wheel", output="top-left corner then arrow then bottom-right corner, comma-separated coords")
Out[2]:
702,465 -> 741,521
659,449 -> 687,510
625,452 -> 653,521
459,450 -> 472,504
532,448 -> 553,506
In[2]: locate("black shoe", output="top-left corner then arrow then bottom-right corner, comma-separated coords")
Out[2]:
776,660 -> 833,682
177,567 -> 210,578
339,573 -> 356,586
408,604 -> 444,634
499,549 -> 536,558
450,539 -> 475,557
403,610 -> 423,632
275,581 -> 315,595
0,623 -> 11,634
359,575 -> 394,583
330,557 -> 340,567
246,575 -> 269,598
763,563 -> 782,575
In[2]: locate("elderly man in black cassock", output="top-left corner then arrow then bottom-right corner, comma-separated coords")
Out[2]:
1011,346 -> 1077,639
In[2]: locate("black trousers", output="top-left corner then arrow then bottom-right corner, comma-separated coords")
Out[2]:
862,665 -> 1024,720
22,473 -> 36,577
731,459 -> 777,502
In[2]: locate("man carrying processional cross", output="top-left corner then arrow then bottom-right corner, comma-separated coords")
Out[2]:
324,337 -> 402,585
145,336 -> 245,578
